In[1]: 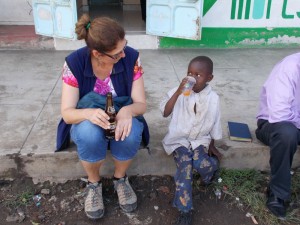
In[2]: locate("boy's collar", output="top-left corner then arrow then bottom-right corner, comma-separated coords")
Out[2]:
193,84 -> 211,96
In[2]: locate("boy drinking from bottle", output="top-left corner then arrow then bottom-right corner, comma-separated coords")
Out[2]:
160,56 -> 223,225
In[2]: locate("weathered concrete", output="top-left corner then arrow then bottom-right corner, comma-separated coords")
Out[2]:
0,1 -> 33,25
0,48 -> 299,183
0,26 -> 54,50
54,34 -> 158,50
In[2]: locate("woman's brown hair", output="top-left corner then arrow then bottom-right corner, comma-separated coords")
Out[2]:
75,14 -> 125,52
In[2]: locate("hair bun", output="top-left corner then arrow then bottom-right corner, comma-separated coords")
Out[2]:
85,21 -> 91,30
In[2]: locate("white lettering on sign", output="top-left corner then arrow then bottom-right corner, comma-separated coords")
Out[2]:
203,0 -> 300,27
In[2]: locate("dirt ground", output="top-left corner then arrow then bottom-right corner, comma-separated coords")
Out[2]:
0,175 -> 282,225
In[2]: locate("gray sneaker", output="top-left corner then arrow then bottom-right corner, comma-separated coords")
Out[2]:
113,177 -> 137,212
84,182 -> 104,219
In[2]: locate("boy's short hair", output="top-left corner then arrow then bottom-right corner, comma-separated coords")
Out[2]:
189,56 -> 213,74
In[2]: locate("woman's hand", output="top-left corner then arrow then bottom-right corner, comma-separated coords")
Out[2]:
86,108 -> 110,129
115,107 -> 132,141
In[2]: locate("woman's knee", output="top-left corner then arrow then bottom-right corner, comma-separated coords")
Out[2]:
110,119 -> 143,160
71,121 -> 108,162
71,120 -> 105,146
123,118 -> 143,145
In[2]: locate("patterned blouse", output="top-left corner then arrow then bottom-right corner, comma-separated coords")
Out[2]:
62,57 -> 144,96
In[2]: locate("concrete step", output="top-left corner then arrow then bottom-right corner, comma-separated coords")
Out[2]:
0,25 -> 54,50
0,25 -> 157,50
53,33 -> 158,50
2,139 -> 300,183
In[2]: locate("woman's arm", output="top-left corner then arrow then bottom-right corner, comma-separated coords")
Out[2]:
61,82 -> 110,128
126,76 -> 147,116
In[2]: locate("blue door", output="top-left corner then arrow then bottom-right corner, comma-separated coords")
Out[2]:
32,0 -> 77,39
146,0 -> 203,40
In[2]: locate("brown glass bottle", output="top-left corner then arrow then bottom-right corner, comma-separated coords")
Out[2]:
105,92 -> 116,139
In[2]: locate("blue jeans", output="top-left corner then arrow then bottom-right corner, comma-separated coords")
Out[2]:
173,145 -> 219,212
70,118 -> 144,162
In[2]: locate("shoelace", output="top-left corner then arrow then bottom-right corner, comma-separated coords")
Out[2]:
86,185 -> 101,208
115,180 -> 132,203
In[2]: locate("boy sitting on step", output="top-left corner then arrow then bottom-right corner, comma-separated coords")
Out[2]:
160,56 -> 223,225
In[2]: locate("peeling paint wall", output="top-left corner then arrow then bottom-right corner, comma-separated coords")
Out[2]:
160,0 -> 300,48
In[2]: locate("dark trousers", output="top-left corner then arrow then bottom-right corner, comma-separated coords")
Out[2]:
255,119 -> 300,200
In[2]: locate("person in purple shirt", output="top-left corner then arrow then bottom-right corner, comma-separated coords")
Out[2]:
256,53 -> 300,219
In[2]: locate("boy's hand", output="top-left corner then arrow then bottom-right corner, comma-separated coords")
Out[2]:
176,77 -> 189,95
163,77 -> 189,117
208,141 -> 223,161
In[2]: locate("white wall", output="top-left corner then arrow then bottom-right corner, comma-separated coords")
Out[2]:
0,0 -> 34,25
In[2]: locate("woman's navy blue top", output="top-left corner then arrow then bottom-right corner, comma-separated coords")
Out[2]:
56,46 -> 149,151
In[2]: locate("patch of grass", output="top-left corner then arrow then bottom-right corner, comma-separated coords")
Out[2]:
210,168 -> 300,225
291,171 -> 300,200
3,190 -> 34,208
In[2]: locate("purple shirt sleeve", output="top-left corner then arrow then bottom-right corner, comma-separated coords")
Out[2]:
257,53 -> 300,129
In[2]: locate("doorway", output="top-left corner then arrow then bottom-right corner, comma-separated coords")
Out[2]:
83,0 -> 146,34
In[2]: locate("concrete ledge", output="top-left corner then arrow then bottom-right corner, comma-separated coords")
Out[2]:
0,147 -> 173,183
218,141 -> 300,171
1,141 -> 299,183
0,25 -> 54,50
54,34 -> 158,50
0,155 -> 18,178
